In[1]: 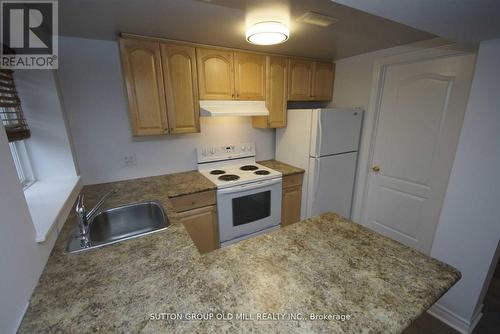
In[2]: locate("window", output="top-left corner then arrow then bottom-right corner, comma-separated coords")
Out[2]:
9,140 -> 35,189
1,69 -> 34,188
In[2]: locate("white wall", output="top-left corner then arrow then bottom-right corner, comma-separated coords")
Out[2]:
0,127 -> 63,333
58,37 -> 275,185
0,69 -> 80,333
14,70 -> 77,181
430,38 -> 500,329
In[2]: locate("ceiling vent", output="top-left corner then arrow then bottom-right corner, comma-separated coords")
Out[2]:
297,12 -> 339,27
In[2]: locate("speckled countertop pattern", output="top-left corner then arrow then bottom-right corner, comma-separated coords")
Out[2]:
258,160 -> 305,176
18,174 -> 459,334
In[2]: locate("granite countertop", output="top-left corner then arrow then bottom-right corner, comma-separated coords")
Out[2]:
258,160 -> 305,176
19,172 -> 459,334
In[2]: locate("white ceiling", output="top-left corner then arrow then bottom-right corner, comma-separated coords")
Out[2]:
60,0 -> 433,60
332,0 -> 500,43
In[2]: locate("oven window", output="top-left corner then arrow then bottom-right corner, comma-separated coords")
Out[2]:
232,191 -> 271,226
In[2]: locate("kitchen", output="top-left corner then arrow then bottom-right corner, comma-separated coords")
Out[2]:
1,1 -> 500,333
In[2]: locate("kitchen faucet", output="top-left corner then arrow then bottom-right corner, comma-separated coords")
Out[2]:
75,189 -> 117,246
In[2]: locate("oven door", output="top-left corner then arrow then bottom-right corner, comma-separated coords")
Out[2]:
217,177 -> 282,244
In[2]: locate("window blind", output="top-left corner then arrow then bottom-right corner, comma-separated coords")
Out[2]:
0,69 -> 30,142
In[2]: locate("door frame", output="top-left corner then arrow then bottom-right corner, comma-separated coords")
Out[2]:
351,39 -> 476,235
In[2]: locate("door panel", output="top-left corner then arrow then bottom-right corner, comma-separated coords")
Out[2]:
196,48 -> 234,99
307,153 -> 357,218
363,54 -> 476,254
282,185 -> 302,226
161,43 -> 200,134
312,62 -> 335,101
179,205 -> 219,254
234,52 -> 266,100
119,38 -> 168,136
288,59 -> 313,100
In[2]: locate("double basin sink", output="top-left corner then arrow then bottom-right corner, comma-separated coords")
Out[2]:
67,201 -> 170,253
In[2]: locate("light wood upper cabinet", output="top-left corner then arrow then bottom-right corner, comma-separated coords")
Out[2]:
312,62 -> 335,101
288,59 -> 335,101
161,43 -> 200,134
253,56 -> 288,128
234,52 -> 266,100
196,48 -> 234,100
288,59 -> 313,101
119,38 -> 168,136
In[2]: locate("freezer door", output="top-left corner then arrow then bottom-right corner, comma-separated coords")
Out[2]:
306,152 -> 358,218
276,109 -> 313,170
310,108 -> 363,157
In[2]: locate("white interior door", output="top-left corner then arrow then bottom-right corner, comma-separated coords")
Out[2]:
362,54 -> 475,254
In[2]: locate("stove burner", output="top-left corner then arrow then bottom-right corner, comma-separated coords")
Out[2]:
218,174 -> 240,181
210,170 -> 226,175
254,170 -> 270,175
240,165 -> 259,171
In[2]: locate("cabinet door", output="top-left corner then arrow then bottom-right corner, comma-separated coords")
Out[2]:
119,38 -> 168,136
161,43 -> 200,134
196,48 -> 234,100
267,56 -> 288,127
179,205 -> 219,254
282,185 -> 302,226
312,62 -> 335,101
234,52 -> 266,100
252,56 -> 288,128
288,59 -> 313,101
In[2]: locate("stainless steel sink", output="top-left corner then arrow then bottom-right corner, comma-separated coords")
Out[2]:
67,201 -> 169,253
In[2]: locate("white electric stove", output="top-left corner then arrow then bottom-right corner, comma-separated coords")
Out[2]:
197,143 -> 282,246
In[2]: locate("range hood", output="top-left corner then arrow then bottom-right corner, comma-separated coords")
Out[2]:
199,100 -> 269,117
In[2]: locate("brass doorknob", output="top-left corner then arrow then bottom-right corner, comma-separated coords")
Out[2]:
372,165 -> 380,172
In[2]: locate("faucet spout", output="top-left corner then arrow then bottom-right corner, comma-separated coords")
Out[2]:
86,189 -> 118,222
75,189 -> 117,245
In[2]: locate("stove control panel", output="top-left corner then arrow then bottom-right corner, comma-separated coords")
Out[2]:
197,143 -> 255,163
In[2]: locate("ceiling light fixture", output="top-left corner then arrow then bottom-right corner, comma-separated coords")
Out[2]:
246,21 -> 289,45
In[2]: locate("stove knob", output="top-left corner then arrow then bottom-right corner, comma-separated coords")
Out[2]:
246,145 -> 252,151
202,149 -> 207,156
210,148 -> 216,154
241,145 -> 246,151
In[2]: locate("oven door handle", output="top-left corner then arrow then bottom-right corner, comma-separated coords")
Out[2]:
217,177 -> 282,195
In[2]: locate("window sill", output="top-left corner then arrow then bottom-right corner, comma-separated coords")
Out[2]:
24,176 -> 82,243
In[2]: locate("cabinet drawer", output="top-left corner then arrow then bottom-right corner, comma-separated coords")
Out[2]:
283,173 -> 303,189
170,190 -> 216,212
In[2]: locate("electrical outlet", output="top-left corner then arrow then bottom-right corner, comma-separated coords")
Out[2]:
124,154 -> 137,167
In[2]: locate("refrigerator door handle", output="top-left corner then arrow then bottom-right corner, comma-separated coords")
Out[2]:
317,110 -> 323,157
313,158 -> 321,202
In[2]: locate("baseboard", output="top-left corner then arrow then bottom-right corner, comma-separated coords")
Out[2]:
427,303 -> 482,334
14,301 -> 29,334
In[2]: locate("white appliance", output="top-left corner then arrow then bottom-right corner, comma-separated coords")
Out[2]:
197,143 -> 282,247
276,108 -> 363,219
199,100 -> 269,117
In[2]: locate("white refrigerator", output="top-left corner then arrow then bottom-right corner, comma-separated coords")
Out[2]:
276,108 -> 363,219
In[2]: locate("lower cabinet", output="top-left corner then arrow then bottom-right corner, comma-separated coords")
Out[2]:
171,190 -> 219,254
281,173 -> 304,226
178,205 -> 219,254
